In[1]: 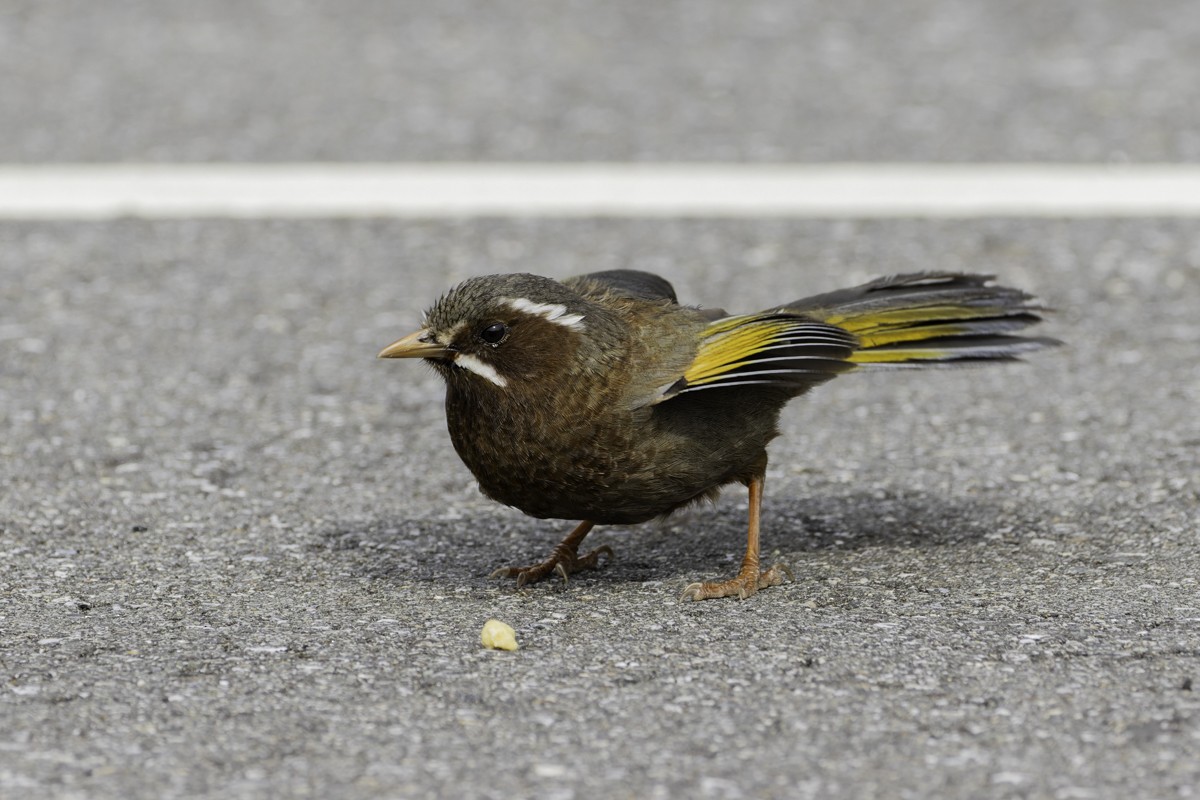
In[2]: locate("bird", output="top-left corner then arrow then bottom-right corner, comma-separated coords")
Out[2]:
378,269 -> 1058,600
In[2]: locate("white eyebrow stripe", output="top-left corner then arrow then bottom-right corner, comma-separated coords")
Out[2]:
453,353 -> 508,387
503,297 -> 586,329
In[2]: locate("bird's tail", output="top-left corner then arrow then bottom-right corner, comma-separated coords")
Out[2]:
785,272 -> 1060,367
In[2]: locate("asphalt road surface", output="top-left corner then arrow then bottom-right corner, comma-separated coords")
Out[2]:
3,0 -> 1199,163
3,3 -> 1199,800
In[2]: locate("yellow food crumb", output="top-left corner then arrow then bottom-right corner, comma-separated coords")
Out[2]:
480,619 -> 518,651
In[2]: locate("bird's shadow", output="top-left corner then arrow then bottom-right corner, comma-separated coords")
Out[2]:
317,490 -> 1060,591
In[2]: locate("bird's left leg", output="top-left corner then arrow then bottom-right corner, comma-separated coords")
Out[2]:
680,474 -> 792,601
490,520 -> 614,588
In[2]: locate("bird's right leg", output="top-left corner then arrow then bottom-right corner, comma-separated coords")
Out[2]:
680,475 -> 792,600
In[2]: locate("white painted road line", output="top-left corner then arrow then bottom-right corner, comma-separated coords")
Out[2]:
3,164 -> 1200,218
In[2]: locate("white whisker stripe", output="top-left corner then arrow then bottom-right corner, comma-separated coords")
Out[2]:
453,353 -> 508,387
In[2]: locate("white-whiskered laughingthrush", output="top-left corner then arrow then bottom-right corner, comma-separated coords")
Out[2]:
378,270 -> 1058,600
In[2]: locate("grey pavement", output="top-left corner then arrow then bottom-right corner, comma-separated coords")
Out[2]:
2,0 -> 1199,163
4,218 -> 1198,799
3,3 -> 1200,800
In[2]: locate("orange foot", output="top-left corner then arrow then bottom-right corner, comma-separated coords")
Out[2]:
490,521 -> 613,588
680,562 -> 793,601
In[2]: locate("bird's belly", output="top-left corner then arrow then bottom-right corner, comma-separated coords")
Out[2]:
445,409 -> 730,524
450,429 -> 688,524
444,387 -> 779,525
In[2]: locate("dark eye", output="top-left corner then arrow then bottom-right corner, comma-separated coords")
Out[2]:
479,322 -> 508,345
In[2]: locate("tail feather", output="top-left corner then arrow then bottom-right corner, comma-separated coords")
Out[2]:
788,272 -> 1060,368
655,272 -> 1058,406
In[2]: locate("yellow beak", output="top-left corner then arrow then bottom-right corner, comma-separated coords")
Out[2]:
377,329 -> 449,359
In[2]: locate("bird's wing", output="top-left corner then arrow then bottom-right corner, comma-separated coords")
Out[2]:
655,312 -> 857,402
564,270 -> 680,303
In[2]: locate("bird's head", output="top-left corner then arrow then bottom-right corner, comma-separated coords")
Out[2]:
378,273 -> 598,390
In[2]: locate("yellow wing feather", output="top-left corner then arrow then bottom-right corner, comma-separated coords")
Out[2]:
657,314 -> 857,401
683,319 -> 805,385
824,304 -> 988,334
659,272 -> 1055,401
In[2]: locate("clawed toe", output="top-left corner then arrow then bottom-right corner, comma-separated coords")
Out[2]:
573,544 -> 614,571
492,544 -> 614,587
680,562 -> 793,601
490,523 -> 613,588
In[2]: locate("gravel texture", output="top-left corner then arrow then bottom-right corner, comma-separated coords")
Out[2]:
2,218 -> 1198,798
3,1 -> 1199,797
2,0 -> 1199,162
